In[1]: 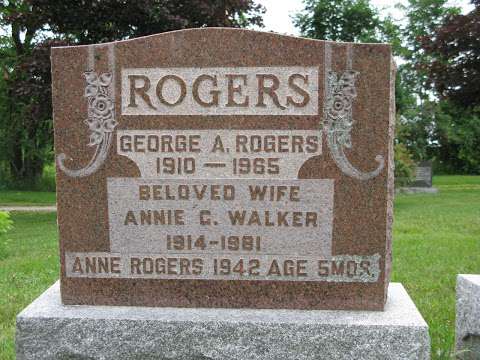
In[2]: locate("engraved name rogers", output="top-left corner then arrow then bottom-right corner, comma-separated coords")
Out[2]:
121,67 -> 319,116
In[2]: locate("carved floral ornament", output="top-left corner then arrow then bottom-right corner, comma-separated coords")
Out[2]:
84,71 -> 117,145
57,68 -> 384,180
324,70 -> 385,180
57,71 -> 117,177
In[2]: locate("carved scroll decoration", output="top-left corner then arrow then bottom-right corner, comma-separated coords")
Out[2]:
323,44 -> 384,180
57,71 -> 117,177
57,44 -> 116,178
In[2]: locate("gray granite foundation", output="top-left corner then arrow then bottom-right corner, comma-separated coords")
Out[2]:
456,274 -> 480,359
16,282 -> 429,360
396,187 -> 439,194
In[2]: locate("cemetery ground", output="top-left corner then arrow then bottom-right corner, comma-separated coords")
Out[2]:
0,191 -> 56,206
0,165 -> 56,206
0,176 -> 478,360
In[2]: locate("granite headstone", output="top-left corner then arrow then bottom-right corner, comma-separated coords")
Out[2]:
51,28 -> 395,310
413,161 -> 433,187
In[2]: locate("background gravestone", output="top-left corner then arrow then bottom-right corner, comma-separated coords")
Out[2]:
50,28 -> 395,310
413,160 -> 433,187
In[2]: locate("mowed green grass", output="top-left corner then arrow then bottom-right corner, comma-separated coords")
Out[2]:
392,175 -> 480,359
0,212 -> 59,359
0,176 -> 479,359
0,191 -> 56,206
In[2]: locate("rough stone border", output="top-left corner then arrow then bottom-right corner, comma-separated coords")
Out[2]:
396,187 -> 439,194
16,282 -> 430,360
456,274 -> 480,359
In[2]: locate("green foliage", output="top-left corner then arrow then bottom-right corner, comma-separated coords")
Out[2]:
33,0 -> 265,44
0,212 -> 12,235
391,0 -> 463,170
395,98 -> 480,175
394,143 -> 415,186
433,102 -> 480,174
35,163 -> 56,192
396,98 -> 436,161
0,39 -> 58,188
394,65 -> 433,164
397,0 -> 460,100
0,211 -> 13,261
421,2 -> 480,108
293,0 -> 384,42
378,15 -> 404,56
0,160 -> 56,191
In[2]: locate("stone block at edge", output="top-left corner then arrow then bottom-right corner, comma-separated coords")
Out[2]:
16,282 -> 430,360
456,274 -> 480,359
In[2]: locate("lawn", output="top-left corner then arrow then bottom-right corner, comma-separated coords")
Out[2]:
392,175 -> 480,359
0,212 -> 59,358
0,191 -> 56,206
0,175 -> 479,359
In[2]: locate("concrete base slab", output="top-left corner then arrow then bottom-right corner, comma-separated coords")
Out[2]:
456,274 -> 480,359
396,187 -> 439,194
16,281 -> 430,360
